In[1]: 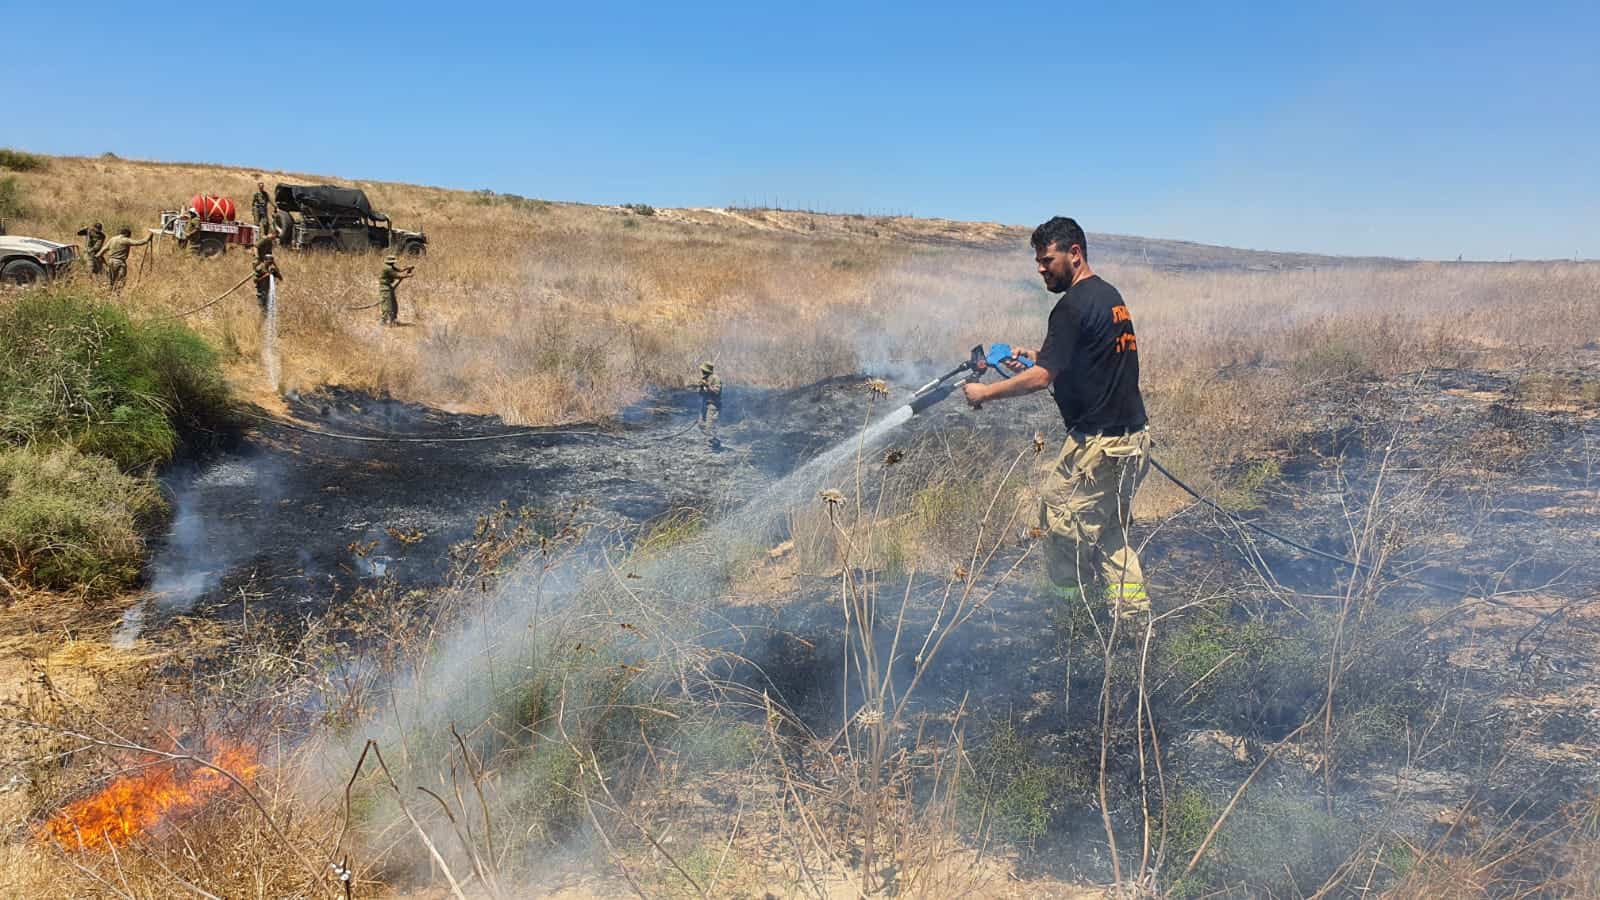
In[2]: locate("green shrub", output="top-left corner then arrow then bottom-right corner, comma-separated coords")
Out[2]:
623,203 -> 657,216
0,290 -> 234,469
0,445 -> 167,594
1218,458 -> 1281,511
0,175 -> 26,220
959,720 -> 1085,843
0,149 -> 47,172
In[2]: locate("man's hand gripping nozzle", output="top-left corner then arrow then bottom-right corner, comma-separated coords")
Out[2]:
906,343 -> 1034,414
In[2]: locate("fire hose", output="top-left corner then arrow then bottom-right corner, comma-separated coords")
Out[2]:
239,408 -> 723,446
130,232 -> 156,290
910,344 -> 1502,606
152,272 -> 254,320
348,265 -> 417,310
239,410 -> 615,443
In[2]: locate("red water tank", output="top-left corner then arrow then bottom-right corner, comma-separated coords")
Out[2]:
188,194 -> 237,223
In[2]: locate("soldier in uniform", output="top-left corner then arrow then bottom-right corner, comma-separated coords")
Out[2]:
697,362 -> 722,443
377,254 -> 415,326
77,223 -> 106,277
184,208 -> 212,256
252,252 -> 282,317
254,228 -> 276,262
251,181 -> 271,230
179,209 -> 208,256
96,227 -> 152,292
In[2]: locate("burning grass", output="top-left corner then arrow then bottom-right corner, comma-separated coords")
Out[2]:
39,740 -> 262,852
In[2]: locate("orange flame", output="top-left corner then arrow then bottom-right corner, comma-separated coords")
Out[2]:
39,742 -> 263,851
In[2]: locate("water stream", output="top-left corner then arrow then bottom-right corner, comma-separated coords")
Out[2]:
263,275 -> 280,393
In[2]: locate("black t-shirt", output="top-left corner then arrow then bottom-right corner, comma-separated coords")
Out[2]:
1035,275 -> 1147,432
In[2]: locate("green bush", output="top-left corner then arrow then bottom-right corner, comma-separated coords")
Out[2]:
959,720 -> 1086,843
0,148 -> 48,172
0,445 -> 167,594
0,290 -> 234,469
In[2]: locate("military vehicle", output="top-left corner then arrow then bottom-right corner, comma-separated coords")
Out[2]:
0,230 -> 81,286
156,210 -> 260,258
272,184 -> 427,255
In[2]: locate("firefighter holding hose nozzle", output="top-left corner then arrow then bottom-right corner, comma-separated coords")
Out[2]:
962,217 -> 1151,620
378,254 -> 416,326
697,362 -> 723,447
253,252 -> 281,318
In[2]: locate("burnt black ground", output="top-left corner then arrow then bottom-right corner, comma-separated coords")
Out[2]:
704,367 -> 1600,884
137,366 -> 1600,887
140,377 -> 914,626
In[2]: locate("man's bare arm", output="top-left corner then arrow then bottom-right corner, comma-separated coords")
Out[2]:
963,362 -> 1053,407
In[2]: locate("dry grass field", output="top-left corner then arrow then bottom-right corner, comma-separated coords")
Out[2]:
8,153 -> 1596,487
4,150 -> 1600,898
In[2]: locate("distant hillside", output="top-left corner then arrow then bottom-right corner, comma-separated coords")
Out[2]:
655,205 -> 1407,271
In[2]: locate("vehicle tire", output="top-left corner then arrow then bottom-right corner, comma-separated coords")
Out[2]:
275,210 -> 295,243
1,258 -> 47,287
402,241 -> 425,257
198,236 -> 227,258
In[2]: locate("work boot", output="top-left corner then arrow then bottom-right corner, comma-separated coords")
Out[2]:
1106,582 -> 1150,621
1051,584 -> 1085,605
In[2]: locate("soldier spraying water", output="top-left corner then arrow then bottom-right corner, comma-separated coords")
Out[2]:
697,362 -> 723,446
252,252 -> 282,318
377,254 -> 416,326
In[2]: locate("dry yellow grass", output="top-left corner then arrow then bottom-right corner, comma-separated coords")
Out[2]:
8,153 -> 1598,437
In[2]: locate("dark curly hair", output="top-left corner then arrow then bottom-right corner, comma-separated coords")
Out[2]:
1030,216 -> 1088,260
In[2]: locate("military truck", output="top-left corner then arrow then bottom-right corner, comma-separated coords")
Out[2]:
0,228 -> 81,286
272,184 -> 427,255
156,211 -> 259,257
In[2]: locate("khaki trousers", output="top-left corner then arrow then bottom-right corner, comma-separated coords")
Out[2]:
1039,429 -> 1151,614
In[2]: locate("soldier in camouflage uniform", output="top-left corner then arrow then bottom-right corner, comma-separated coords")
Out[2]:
697,362 -> 722,443
254,228 -> 276,262
253,252 -> 282,318
251,181 -> 271,230
96,227 -> 152,292
180,209 -> 207,257
78,223 -> 106,277
377,254 -> 415,326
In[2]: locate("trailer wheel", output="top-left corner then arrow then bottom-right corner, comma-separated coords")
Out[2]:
1,258 -> 47,286
197,236 -> 227,258
275,210 -> 295,244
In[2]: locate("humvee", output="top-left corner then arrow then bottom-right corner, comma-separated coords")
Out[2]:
0,225 -> 81,286
272,184 -> 427,255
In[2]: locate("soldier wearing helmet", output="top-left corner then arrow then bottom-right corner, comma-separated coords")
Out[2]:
252,252 -> 282,318
697,362 -> 722,445
377,253 -> 416,326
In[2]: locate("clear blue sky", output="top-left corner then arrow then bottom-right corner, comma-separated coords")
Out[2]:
8,2 -> 1596,259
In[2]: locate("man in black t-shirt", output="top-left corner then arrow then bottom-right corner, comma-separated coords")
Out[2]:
963,217 -> 1151,619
